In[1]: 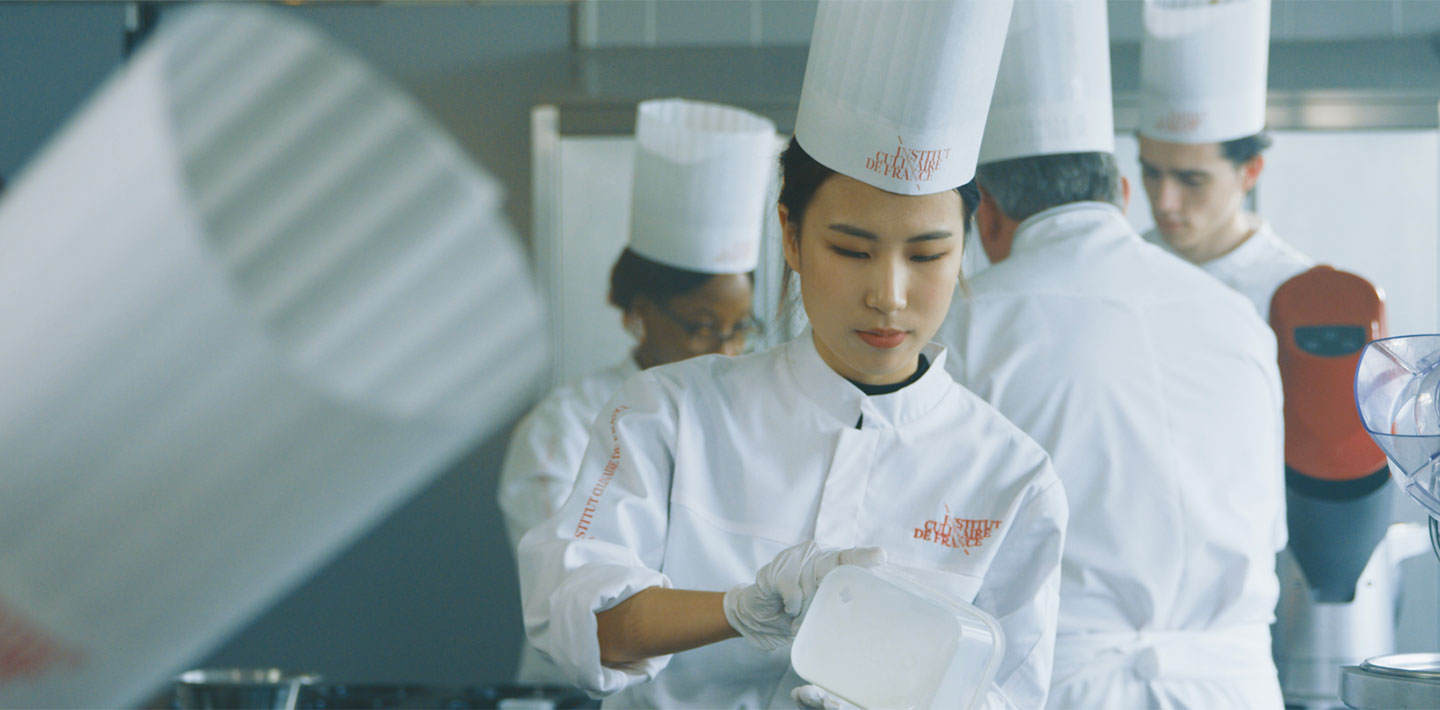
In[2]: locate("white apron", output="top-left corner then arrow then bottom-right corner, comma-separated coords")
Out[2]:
498,357 -> 639,684
942,203 -> 1286,709
518,336 -> 1069,709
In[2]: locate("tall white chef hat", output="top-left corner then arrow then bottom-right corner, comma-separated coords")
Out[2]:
1139,0 -> 1271,144
978,0 -> 1114,164
628,98 -> 776,274
794,0 -> 1015,196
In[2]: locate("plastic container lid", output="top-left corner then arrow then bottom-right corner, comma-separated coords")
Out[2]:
791,564 -> 1005,710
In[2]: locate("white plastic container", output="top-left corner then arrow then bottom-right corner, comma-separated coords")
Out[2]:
791,564 -> 1005,710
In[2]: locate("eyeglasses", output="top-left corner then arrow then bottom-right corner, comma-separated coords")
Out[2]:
653,301 -> 764,348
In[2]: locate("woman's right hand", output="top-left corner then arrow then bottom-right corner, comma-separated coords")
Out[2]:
721,541 -> 886,651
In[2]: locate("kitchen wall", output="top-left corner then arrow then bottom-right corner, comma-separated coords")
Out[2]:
573,0 -> 1440,47
12,0 -> 1440,183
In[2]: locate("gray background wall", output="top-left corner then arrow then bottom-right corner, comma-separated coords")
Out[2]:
3,0 -> 1440,699
12,0 -> 1440,189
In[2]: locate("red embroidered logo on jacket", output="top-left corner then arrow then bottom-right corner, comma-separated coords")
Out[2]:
913,505 -> 1001,555
573,405 -> 628,539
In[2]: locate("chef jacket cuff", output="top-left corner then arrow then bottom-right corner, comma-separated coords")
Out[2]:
548,563 -> 673,696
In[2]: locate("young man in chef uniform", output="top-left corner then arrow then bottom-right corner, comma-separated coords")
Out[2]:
519,1 -> 1069,707
498,97 -> 776,685
1136,0 -> 1312,320
936,0 -> 1287,706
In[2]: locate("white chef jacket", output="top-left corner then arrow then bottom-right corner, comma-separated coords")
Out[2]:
1143,221 -> 1313,322
500,358 -> 640,552
941,203 -> 1286,709
498,357 -> 639,684
518,336 -> 1068,709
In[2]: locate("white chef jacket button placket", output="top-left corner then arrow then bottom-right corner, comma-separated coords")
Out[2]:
1134,647 -> 1161,681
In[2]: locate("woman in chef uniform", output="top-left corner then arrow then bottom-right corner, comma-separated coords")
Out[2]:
518,2 -> 1068,708
498,97 -> 775,684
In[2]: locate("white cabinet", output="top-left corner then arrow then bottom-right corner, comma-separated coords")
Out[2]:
530,120 -> 635,389
1261,130 -> 1439,338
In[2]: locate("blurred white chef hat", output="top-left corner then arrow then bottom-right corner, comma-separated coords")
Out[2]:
628,98 -> 776,274
979,0 -> 1115,164
0,5 -> 546,707
1139,0 -> 1271,144
793,0 -> 1015,196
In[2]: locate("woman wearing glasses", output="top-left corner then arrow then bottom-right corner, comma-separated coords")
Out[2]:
497,98 -> 775,685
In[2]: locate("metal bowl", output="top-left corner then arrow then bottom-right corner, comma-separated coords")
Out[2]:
295,683 -> 597,710
1360,653 -> 1440,680
174,668 -> 321,710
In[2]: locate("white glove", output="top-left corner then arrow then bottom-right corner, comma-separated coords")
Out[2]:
792,684 -> 862,710
722,541 -> 886,651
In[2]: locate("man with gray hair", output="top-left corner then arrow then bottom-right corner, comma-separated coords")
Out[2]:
936,0 -> 1286,707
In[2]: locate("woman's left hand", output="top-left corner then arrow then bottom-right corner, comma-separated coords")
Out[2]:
721,541 -> 886,651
